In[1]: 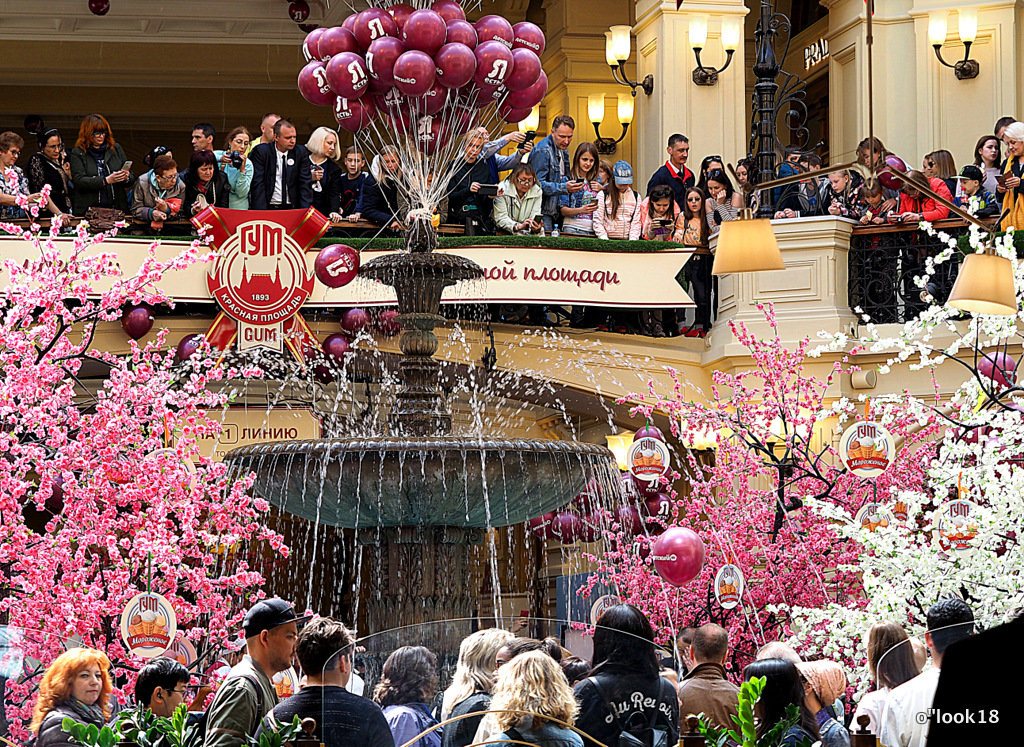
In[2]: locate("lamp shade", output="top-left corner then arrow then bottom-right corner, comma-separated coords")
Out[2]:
610,24 -> 631,62
712,217 -> 785,275
947,252 -> 1018,316
689,14 -> 709,49
604,31 -> 618,67
721,16 -> 742,51
588,92 -> 605,125
617,93 -> 634,124
928,11 -> 949,46
958,7 -> 978,44
518,105 -> 540,133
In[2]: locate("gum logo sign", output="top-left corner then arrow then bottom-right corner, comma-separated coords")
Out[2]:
839,421 -> 896,478
194,207 -> 329,359
120,592 -> 177,659
714,564 -> 744,610
627,436 -> 671,482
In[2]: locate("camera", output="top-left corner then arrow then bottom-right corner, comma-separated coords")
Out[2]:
229,151 -> 244,169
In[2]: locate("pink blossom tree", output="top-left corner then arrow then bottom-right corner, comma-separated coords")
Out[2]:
586,305 -> 942,673
0,195 -> 284,738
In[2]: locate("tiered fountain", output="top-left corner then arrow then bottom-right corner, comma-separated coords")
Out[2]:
224,221 -> 617,630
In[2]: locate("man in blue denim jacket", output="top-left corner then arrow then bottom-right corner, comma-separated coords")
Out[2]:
529,115 -> 584,231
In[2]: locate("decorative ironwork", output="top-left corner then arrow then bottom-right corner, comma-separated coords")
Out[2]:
749,0 -> 815,216
849,221 -> 970,324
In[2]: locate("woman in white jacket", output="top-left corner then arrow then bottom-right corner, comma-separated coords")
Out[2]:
493,164 -> 544,234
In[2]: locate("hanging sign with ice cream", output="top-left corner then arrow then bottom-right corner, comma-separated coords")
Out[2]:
839,421 -> 896,478
934,498 -> 980,553
119,592 -> 177,658
627,436 -> 671,483
714,563 -> 744,610
854,502 -> 896,532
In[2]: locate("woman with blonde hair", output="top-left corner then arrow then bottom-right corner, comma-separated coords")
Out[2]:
441,627 -> 515,747
490,650 -> 583,746
852,621 -> 920,734
31,648 -> 113,746
999,121 -> 1024,231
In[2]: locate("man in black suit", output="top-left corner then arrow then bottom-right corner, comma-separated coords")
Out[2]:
249,118 -> 313,210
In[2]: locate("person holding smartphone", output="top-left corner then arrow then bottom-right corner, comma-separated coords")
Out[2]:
493,163 -> 543,234
68,113 -> 134,216
999,121 -> 1024,231
26,127 -> 72,217
559,142 -> 602,237
305,127 -> 343,222
447,130 -> 497,234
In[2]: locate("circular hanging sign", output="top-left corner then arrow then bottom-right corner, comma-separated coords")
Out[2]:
590,594 -> 621,625
934,498 -> 980,552
714,564 -> 744,610
166,633 -> 198,669
120,592 -> 177,659
627,436 -> 671,483
839,421 -> 896,478
854,502 -> 896,532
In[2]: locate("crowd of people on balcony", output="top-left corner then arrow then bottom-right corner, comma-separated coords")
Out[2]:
25,596 -> 981,747
1,111 -> 1020,338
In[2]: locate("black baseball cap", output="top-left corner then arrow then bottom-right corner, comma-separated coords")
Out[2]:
242,598 -> 312,638
959,164 -> 984,182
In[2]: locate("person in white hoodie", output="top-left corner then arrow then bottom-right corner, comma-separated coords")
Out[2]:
493,163 -> 544,235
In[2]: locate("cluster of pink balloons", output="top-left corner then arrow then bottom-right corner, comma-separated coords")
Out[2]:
297,2 -> 547,152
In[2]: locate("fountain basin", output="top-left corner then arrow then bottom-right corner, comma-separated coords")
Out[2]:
225,437 -> 616,528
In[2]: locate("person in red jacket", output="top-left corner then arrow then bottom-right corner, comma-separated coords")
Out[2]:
897,169 -> 952,222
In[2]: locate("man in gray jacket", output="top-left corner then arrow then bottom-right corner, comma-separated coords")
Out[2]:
204,598 -> 310,747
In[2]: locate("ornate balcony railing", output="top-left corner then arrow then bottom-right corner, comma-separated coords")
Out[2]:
848,218 -> 972,324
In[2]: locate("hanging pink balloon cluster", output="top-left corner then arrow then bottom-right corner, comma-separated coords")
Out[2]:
297,2 -> 547,150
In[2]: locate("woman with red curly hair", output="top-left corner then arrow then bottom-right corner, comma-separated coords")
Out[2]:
30,648 -> 113,747
68,113 -> 133,216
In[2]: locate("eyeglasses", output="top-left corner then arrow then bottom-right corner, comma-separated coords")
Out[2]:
515,178 -> 534,186
44,142 -> 62,150
156,173 -> 178,182
6,149 -> 20,157
926,161 -> 935,167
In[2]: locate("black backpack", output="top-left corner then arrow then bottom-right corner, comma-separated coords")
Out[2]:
586,676 -> 671,747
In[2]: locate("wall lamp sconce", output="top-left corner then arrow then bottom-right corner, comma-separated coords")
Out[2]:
928,8 -> 979,80
517,105 -> 541,135
690,15 -> 741,86
588,93 -> 633,155
605,25 -> 654,96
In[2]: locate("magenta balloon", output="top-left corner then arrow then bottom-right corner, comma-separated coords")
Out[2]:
176,333 -> 203,363
121,304 -> 154,340
475,14 -> 514,48
387,3 -> 415,30
403,9 -> 447,55
322,333 -> 352,362
635,424 -> 666,441
644,492 -> 672,519
512,21 -> 546,55
326,51 -> 370,99
445,19 -> 478,48
334,96 -> 376,133
298,60 -> 336,107
980,351 -> 1017,388
435,42 -> 477,89
354,7 -> 399,50
393,49 -> 437,96
577,513 -> 603,542
341,308 -> 371,335
497,103 -> 532,124
314,244 -> 360,287
505,70 -> 547,109
505,48 -> 541,92
878,155 -> 908,190
419,81 -> 449,115
417,115 -> 445,154
366,35 -> 406,86
303,27 -> 325,62
376,309 -> 402,336
620,471 -> 644,504
474,41 -> 514,88
341,13 -> 358,34
570,488 -> 598,515
431,0 -> 466,23
468,81 -> 506,108
549,511 -> 583,543
651,527 -> 706,587
317,26 -> 359,61
528,511 -> 556,540
614,504 -> 644,535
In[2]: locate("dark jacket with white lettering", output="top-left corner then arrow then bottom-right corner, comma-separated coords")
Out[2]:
573,672 -> 679,747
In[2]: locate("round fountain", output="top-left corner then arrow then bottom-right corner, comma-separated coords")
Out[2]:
223,221 -> 617,630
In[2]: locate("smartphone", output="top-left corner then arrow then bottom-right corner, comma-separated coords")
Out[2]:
533,215 -> 543,224
478,184 -> 499,197
522,131 -> 537,144
122,160 -> 133,172
656,218 -> 672,226
996,173 -> 1010,187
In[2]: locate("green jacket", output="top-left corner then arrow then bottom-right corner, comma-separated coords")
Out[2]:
204,656 -> 279,747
